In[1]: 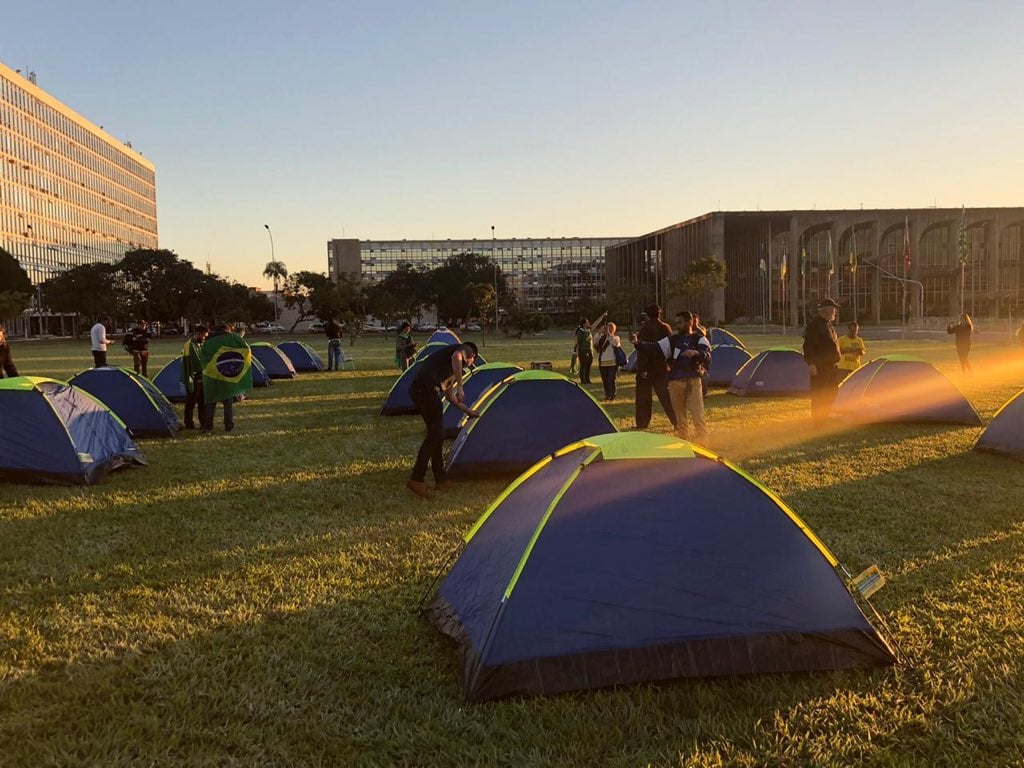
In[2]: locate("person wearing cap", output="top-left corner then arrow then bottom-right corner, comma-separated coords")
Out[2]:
803,298 -> 842,427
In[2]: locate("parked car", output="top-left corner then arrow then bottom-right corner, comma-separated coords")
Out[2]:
308,320 -> 326,333
464,323 -> 482,332
159,325 -> 182,336
255,322 -> 285,333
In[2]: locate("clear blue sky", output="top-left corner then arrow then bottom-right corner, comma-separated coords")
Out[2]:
4,1 -> 1022,288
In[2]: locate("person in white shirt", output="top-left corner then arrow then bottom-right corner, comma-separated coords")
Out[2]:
595,321 -> 623,401
90,316 -> 110,367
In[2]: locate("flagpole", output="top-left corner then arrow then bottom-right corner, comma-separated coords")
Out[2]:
767,225 -> 773,325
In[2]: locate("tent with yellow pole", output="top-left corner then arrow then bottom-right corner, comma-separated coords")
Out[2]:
426,432 -> 896,702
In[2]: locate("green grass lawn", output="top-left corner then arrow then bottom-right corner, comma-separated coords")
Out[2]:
1,330 -> 1023,767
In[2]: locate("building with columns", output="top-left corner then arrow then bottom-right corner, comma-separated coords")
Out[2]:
605,208 -> 1024,325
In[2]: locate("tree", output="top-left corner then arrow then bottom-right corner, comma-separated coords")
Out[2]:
0,247 -> 32,322
263,260 -> 289,319
428,252 -> 512,324
40,263 -> 121,335
377,262 -> 431,321
466,282 -> 495,325
282,271 -> 333,330
666,257 -> 728,323
506,306 -> 550,337
119,248 -> 204,322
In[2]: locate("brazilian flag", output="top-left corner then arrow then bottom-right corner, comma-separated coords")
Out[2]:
200,332 -> 252,403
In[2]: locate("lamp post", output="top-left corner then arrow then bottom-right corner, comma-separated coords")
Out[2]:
264,224 -> 277,322
492,225 -> 498,335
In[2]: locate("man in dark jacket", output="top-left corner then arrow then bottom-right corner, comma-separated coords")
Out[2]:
123,319 -> 152,377
633,304 -> 677,430
325,317 -> 343,371
0,325 -> 17,378
803,298 -> 842,427
632,310 -> 711,443
181,325 -> 208,429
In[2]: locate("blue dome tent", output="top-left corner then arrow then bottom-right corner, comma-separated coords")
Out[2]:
382,344 -> 483,416
0,377 -> 146,485
427,328 -> 461,346
728,347 -> 809,397
68,366 -> 181,438
442,362 -> 524,438
249,342 -> 297,379
976,389 -> 1024,460
831,355 -> 981,426
706,344 -> 753,387
153,356 -> 187,403
444,370 -> 617,479
251,356 -> 271,387
277,340 -> 325,372
427,432 -> 896,702
708,327 -> 746,348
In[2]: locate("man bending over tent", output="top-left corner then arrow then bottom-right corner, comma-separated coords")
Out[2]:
406,342 -> 480,499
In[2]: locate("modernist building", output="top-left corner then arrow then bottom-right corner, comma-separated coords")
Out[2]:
606,208 -> 1024,325
328,236 -> 631,315
0,61 -> 158,290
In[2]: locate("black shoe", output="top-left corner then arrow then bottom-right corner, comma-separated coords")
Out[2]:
225,425 -> 234,433
184,423 -> 195,430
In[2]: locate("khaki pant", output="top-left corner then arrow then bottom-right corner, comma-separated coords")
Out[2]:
668,378 -> 707,442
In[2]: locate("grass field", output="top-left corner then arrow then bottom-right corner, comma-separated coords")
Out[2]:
1,330 -> 1023,767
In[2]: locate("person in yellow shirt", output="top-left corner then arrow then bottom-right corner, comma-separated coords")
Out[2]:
838,321 -> 867,373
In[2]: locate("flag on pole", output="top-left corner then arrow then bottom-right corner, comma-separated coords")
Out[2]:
827,231 -> 835,277
958,206 -> 969,265
800,245 -> 807,278
759,257 -> 767,276
903,217 -> 911,275
849,231 -> 857,274
780,255 -> 788,284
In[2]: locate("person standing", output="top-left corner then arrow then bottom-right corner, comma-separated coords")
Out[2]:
0,325 -> 18,378
838,321 -> 867,375
395,322 -> 416,370
325,317 -> 343,371
595,321 -> 622,401
947,313 -> 975,375
574,311 -> 607,385
90,316 -> 111,367
632,311 -> 712,443
201,323 -> 237,433
181,324 -> 208,429
406,342 -> 480,498
634,304 -> 678,430
124,320 -> 152,377
803,298 -> 842,427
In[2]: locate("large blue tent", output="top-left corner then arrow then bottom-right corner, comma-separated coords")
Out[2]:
277,340 -> 325,372
250,342 -> 297,379
427,432 -> 896,702
444,370 -> 617,478
442,362 -> 524,437
706,344 -> 753,387
251,356 -> 271,387
382,344 -> 483,416
0,377 -> 146,485
831,355 -> 981,425
728,347 -> 809,397
976,389 -> 1024,460
68,366 -> 181,438
426,328 -> 461,346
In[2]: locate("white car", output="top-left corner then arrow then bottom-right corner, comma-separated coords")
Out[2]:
308,320 -> 326,333
465,323 -> 482,332
256,322 -> 284,333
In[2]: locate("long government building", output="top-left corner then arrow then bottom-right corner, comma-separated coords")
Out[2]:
0,60 -> 157,329
606,208 -> 1024,325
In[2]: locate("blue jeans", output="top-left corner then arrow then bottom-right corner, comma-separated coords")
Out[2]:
328,338 -> 342,370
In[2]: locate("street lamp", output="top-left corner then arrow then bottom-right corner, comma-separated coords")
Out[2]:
264,224 -> 278,322
492,225 -> 498,334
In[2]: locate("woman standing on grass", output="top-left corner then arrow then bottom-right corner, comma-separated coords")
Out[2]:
0,325 -> 17,378
595,321 -> 622,401
947,313 -> 975,375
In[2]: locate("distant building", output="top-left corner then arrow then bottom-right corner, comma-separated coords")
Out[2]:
606,208 -> 1024,324
328,236 -> 631,316
0,61 -> 158,287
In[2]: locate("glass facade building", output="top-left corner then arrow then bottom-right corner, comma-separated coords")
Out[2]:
0,61 -> 157,287
329,236 -> 630,315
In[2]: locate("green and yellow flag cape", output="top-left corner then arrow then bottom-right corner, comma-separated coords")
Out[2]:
200,332 -> 252,403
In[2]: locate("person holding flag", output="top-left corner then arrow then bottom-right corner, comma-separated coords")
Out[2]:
181,324 -> 208,429
200,323 -> 253,433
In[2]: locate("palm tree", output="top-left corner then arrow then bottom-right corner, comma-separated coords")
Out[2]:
263,261 -> 288,320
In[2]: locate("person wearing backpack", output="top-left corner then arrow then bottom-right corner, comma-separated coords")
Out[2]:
631,310 -> 711,443
595,321 -> 624,401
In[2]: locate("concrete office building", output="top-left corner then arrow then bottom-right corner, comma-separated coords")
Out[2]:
0,61 -> 158,297
328,236 -> 631,316
606,208 -> 1024,325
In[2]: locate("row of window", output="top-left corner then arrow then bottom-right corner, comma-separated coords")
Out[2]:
0,71 -> 154,188
2,236 -> 125,284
